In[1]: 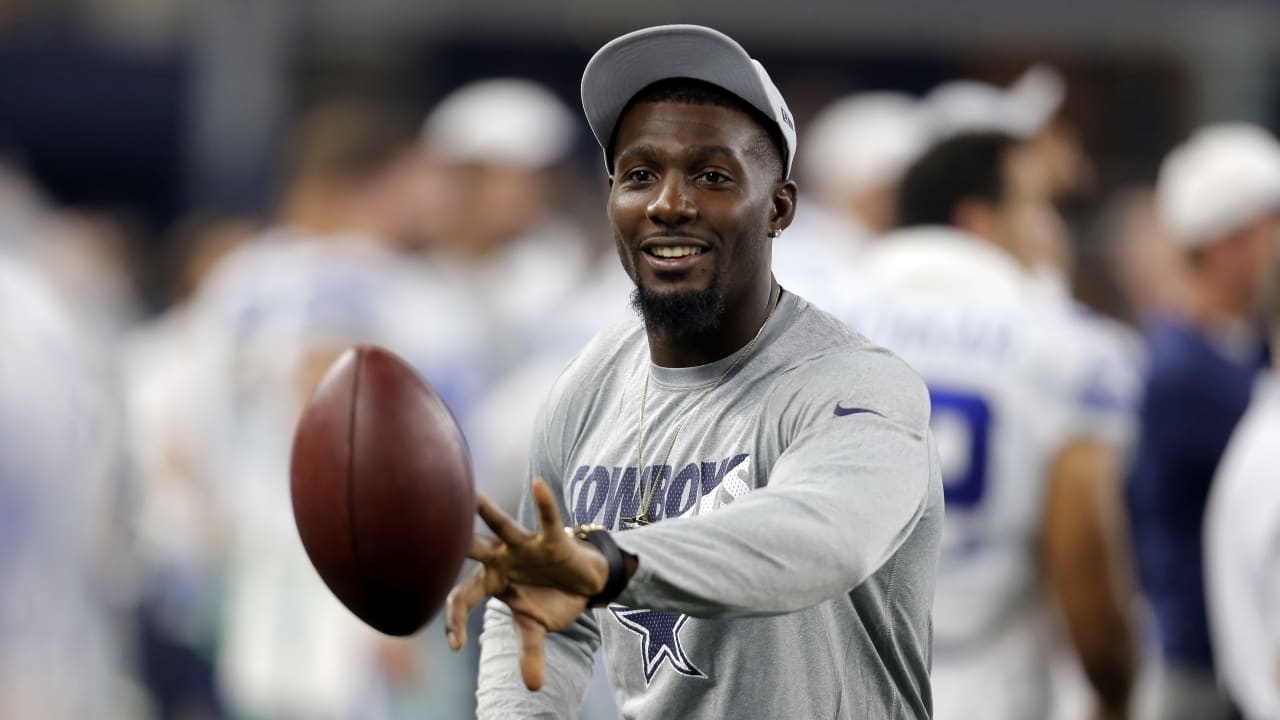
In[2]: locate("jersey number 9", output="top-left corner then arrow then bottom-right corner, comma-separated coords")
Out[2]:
927,386 -> 991,510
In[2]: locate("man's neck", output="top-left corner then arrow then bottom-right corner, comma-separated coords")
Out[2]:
1190,274 -> 1251,327
646,280 -> 779,368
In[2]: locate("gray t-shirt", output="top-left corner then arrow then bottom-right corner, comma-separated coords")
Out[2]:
476,290 -> 944,719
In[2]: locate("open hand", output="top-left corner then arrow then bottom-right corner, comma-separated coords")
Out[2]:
444,477 -> 609,690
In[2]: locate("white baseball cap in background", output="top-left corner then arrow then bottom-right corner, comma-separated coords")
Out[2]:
423,78 -> 577,169
924,65 -> 1066,140
580,24 -> 797,178
802,92 -> 928,195
1156,123 -> 1280,249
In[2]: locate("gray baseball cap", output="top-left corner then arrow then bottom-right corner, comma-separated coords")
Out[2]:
580,24 -> 797,178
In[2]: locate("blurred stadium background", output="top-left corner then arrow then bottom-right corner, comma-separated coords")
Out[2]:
1,1 -> 1278,718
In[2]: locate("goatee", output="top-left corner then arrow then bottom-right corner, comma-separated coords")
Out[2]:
630,278 -> 726,339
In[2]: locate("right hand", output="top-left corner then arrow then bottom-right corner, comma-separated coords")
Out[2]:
444,477 -> 607,690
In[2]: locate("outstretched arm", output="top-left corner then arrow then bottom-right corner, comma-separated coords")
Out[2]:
610,349 -> 937,617
613,394 -> 937,617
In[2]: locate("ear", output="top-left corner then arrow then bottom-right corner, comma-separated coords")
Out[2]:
607,175 -> 615,191
952,198 -> 995,239
770,179 -> 799,235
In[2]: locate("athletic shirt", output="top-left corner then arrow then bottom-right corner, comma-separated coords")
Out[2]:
0,257 -> 117,718
1128,314 -> 1266,668
425,215 -> 597,374
1204,373 -> 1280,719
834,228 -> 1138,715
476,291 -> 943,720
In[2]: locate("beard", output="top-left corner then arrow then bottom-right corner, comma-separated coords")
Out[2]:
630,274 -> 726,340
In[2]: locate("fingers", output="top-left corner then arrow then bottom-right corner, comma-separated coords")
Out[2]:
445,564 -> 488,651
447,556 -> 517,651
477,492 -> 532,546
470,535 -> 498,563
512,611 -> 548,691
532,477 -> 566,542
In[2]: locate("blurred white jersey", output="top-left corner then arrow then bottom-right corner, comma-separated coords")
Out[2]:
837,227 -> 1138,719
1205,374 -> 1280,720
0,256 -> 118,718
427,216 -> 596,373
770,202 -> 868,313
191,230 -> 487,719
1029,264 -> 1146,453
466,254 -> 633,515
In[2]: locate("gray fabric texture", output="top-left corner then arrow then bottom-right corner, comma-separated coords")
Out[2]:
476,291 -> 944,719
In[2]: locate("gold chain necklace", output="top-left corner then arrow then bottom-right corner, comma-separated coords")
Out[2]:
621,284 -> 781,529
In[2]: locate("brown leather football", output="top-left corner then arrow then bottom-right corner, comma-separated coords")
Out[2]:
290,345 -> 474,636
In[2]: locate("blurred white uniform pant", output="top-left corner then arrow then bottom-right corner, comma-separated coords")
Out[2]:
932,605 -> 1055,720
1134,658 -> 1234,720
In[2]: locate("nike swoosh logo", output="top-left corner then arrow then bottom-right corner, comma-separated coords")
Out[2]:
833,404 -> 881,417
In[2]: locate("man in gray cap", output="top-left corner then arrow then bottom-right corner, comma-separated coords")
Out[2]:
446,25 -> 943,719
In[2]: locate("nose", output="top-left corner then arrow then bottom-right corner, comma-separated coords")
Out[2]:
647,174 -> 696,227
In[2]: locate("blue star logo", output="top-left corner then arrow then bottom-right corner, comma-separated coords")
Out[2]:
609,606 -> 706,684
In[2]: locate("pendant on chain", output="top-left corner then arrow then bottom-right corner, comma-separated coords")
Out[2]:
620,514 -> 650,529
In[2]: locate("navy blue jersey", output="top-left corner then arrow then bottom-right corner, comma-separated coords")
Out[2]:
1127,315 -> 1267,667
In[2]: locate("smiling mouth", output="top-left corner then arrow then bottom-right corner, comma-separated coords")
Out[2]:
644,245 -> 706,258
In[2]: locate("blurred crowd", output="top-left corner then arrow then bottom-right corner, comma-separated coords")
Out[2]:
0,56 -> 1277,720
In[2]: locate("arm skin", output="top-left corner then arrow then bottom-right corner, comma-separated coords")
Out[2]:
1041,437 -> 1138,719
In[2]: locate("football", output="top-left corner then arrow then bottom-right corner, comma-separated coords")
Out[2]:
290,345 -> 475,636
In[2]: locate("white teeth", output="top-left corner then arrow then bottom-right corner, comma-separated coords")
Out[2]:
650,246 -> 703,258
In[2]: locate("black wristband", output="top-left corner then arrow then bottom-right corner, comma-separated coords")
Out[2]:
577,528 -> 628,607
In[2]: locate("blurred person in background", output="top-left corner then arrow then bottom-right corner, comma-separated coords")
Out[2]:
0,158 -> 51,254
33,209 -> 147,350
1204,265 -> 1280,720
0,253 -> 132,718
0,157 -> 146,377
426,78 -> 630,720
924,65 -> 1092,296
124,213 -> 258,720
1128,123 -> 1280,720
772,91 -> 927,309
926,65 -> 1146,407
1106,188 -> 1194,323
841,132 -> 1138,720
924,65 -> 1139,441
926,73 -> 1148,644
190,99 -> 486,720
418,77 -> 618,512
0,155 -> 145,409
419,78 -> 598,370
434,76 -> 631,514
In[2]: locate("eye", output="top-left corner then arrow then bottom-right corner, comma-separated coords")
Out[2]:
623,168 -> 656,184
698,170 -> 730,185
